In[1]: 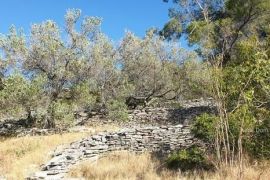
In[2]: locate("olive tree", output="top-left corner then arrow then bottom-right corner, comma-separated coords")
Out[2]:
23,9 -> 104,127
119,30 -> 199,107
0,9 -> 105,127
0,74 -> 45,125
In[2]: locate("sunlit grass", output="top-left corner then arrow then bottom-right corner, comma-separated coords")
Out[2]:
0,124 -> 119,180
69,151 -> 270,180
69,151 -> 179,180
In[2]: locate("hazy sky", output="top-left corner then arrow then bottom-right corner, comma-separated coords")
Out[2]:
0,0 -> 174,40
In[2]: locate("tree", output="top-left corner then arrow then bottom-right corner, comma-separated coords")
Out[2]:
0,26 -> 26,90
0,9 -> 104,127
163,0 -> 270,65
119,30 -> 197,108
23,10 -> 103,127
0,74 -> 45,124
159,18 -> 182,40
86,34 -> 121,108
163,0 -> 270,173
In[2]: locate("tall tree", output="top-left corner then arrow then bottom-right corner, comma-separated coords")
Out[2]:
0,9 -> 104,127
119,30 -> 198,107
163,0 -> 270,171
163,0 -> 270,65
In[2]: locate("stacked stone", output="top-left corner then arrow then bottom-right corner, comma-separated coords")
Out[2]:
0,98 -> 216,137
129,108 -> 169,123
28,124 -> 198,180
128,106 -> 215,125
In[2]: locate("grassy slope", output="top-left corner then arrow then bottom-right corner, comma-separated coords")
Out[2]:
0,124 -> 119,180
69,152 -> 270,180
1,124 -> 270,180
0,133 -> 87,179
69,151 -> 179,180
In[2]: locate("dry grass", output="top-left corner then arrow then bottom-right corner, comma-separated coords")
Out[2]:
69,151 -> 179,180
69,152 -> 270,180
209,163 -> 270,180
1,121 -> 270,180
0,132 -> 87,179
0,124 -> 119,180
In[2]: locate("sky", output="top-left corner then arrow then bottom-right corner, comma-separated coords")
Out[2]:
0,0 -> 174,41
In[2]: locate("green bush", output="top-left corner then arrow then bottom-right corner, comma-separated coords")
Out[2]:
166,145 -> 214,171
191,106 -> 270,160
248,115 -> 270,159
107,99 -> 129,121
72,82 -> 97,111
0,74 -> 45,120
51,100 -> 75,127
191,113 -> 217,143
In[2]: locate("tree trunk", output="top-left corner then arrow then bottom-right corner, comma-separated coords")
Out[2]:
44,111 -> 56,128
0,74 -> 4,91
44,99 -> 57,128
26,109 -> 36,128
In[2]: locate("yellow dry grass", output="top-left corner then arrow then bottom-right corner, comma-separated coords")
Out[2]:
1,121 -> 270,180
0,132 -> 87,180
69,152 -> 270,180
199,163 -> 270,180
0,124 -> 119,180
69,151 -> 179,180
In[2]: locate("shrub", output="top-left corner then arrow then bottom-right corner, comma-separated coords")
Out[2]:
191,113 -> 217,143
71,82 -> 97,112
248,115 -> 270,159
0,74 -> 45,120
51,100 -> 75,127
166,145 -> 214,171
107,99 -> 129,121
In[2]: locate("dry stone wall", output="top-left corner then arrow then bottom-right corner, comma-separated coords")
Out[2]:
28,124 -> 200,180
81,98 -> 216,127
128,106 -> 215,125
0,98 -> 215,137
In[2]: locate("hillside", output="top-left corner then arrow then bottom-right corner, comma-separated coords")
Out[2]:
0,1 -> 270,180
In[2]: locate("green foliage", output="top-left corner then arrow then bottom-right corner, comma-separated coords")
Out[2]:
229,105 -> 256,139
223,35 -> 270,158
192,107 -> 265,158
50,100 -> 75,127
164,0 -> 270,65
249,116 -> 270,159
71,82 -> 97,111
0,9 -> 118,127
163,0 -> 270,163
0,9 -> 206,127
107,99 -> 129,122
0,74 -> 45,119
225,0 -> 269,21
181,60 -> 213,98
191,113 -> 217,143
120,30 -> 199,101
160,18 -> 182,40
166,145 -> 214,171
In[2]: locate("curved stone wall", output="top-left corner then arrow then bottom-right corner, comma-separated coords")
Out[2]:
28,124 -> 199,179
